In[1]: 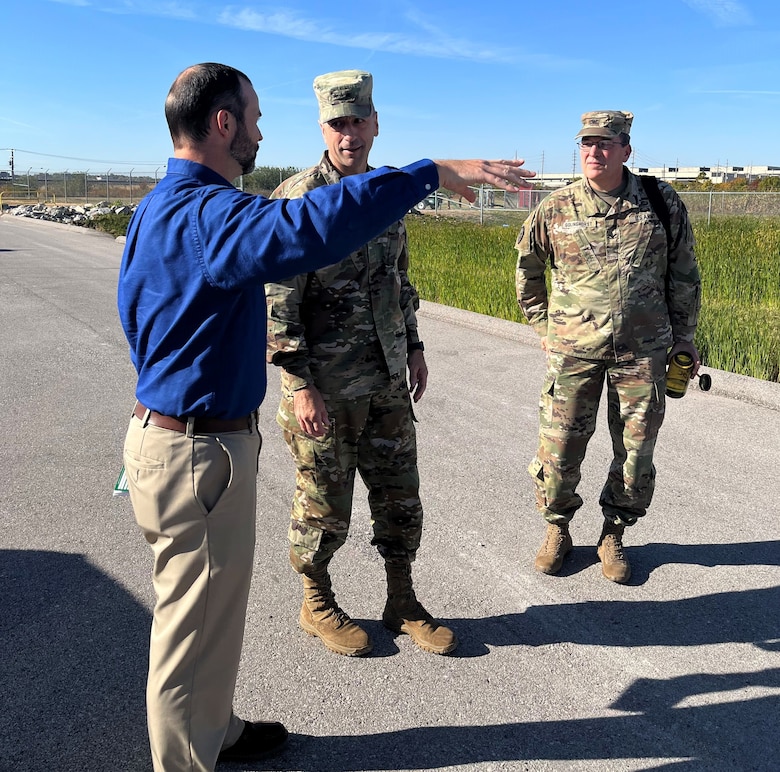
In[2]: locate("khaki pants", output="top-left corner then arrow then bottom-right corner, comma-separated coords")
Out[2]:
124,413 -> 261,771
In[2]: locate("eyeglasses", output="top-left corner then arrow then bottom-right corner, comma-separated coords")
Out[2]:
577,139 -> 626,151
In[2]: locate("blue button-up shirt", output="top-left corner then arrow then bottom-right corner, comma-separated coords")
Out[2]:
118,157 -> 437,419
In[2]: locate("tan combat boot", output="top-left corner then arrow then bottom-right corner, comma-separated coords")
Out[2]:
299,563 -> 372,656
597,520 -> 631,584
534,523 -> 573,574
382,562 -> 458,655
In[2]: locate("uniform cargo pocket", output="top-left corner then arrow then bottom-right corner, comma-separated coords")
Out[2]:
288,518 -> 325,552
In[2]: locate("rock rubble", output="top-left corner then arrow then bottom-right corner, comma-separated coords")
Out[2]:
8,201 -> 135,225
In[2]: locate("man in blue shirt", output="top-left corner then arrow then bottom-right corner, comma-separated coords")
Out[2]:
118,61 -> 533,772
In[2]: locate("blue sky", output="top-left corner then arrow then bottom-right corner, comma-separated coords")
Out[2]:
2,0 -> 780,180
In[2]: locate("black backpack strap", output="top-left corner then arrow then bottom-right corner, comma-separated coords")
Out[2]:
640,174 -> 672,253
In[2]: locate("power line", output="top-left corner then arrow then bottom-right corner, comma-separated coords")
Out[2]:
1,147 -> 165,167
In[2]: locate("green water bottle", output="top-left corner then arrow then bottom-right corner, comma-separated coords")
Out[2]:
666,352 -> 694,398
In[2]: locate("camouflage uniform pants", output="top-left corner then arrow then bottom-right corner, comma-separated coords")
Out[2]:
277,382 -> 422,573
529,351 -> 667,527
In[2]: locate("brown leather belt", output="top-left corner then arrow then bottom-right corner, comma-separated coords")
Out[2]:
134,402 -> 252,434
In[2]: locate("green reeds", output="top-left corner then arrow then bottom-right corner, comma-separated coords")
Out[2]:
407,216 -> 779,382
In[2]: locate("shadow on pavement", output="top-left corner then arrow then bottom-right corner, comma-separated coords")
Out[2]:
223,543 -> 780,771
0,550 -> 150,771
555,539 -> 780,584
230,688 -> 779,770
449,540 -> 780,655
4,545 -> 778,771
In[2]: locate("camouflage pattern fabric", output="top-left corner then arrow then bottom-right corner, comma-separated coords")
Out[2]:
266,152 -> 424,570
576,110 -> 633,139
515,172 -> 700,361
529,351 -> 667,526
313,70 -> 374,122
277,384 -> 422,572
516,170 -> 700,526
266,152 -> 420,400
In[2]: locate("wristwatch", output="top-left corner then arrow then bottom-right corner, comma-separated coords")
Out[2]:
407,341 -> 425,352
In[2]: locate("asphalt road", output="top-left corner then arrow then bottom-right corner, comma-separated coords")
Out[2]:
1,213 -> 779,772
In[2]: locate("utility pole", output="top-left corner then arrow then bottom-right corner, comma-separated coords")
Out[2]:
9,149 -> 14,183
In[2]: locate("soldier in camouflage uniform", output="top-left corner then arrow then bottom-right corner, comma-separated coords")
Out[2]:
266,70 -> 457,656
515,111 -> 701,583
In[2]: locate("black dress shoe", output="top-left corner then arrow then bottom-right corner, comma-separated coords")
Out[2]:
217,720 -> 289,762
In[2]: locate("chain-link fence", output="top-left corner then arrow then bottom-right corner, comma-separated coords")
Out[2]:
0,170 -> 161,207
6,173 -> 780,224
410,187 -> 544,227
678,191 -> 780,222
410,187 -> 780,226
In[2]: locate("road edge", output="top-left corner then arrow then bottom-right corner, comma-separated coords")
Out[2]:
418,299 -> 780,413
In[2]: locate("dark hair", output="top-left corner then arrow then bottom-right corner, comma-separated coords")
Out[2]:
618,132 -> 631,145
165,63 -> 250,145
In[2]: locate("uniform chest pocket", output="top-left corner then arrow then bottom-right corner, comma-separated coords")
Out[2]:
622,212 -> 664,268
573,228 -> 604,273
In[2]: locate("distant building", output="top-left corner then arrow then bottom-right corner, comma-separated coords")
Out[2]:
536,165 -> 780,189
631,165 -> 780,184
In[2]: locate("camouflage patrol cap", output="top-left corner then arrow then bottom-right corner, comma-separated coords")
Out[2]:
313,70 -> 374,123
575,110 -> 633,139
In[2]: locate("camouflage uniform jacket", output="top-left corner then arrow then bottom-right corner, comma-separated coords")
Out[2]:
266,152 -> 420,399
515,171 -> 701,361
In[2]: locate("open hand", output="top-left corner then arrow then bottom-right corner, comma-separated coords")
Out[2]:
433,159 -> 536,202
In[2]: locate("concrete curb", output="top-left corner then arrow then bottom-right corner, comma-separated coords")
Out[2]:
418,299 -> 780,413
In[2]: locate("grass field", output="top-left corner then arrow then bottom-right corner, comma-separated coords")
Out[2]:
25,204 -> 780,383
406,214 -> 780,383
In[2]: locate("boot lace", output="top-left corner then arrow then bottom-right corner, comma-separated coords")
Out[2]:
313,600 -> 355,629
544,526 -> 568,553
601,533 -> 626,562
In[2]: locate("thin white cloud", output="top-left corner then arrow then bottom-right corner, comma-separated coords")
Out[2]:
94,1 -> 199,19
694,89 -> 780,95
217,6 -> 587,69
681,0 -> 752,27
42,0 -> 589,69
218,7 -> 515,62
46,0 -> 199,16
147,2 -> 200,20
0,116 -> 37,130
